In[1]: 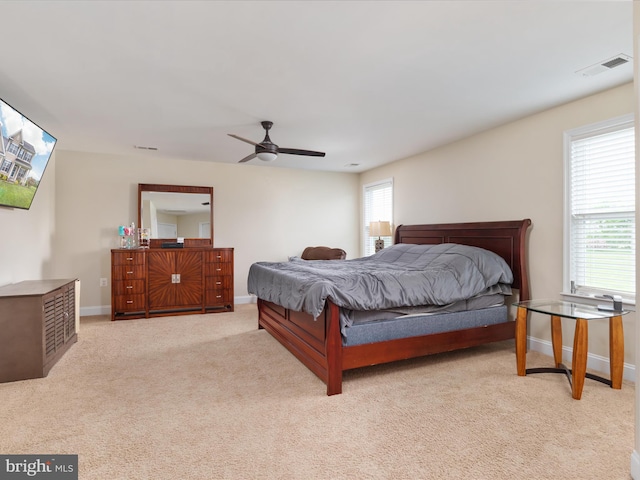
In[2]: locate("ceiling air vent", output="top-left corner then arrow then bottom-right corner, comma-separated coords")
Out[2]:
601,56 -> 629,69
576,54 -> 632,77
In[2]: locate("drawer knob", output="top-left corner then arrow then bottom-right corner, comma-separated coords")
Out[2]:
127,300 -> 133,304
126,286 -> 133,289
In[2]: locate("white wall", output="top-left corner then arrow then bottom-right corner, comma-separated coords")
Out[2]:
0,152 -> 57,285
52,151 -> 359,312
360,82 -> 635,367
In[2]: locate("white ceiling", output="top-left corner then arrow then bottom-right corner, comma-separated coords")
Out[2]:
0,1 -> 633,173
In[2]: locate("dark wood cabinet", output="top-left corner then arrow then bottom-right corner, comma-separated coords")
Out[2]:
111,248 -> 233,320
0,279 -> 78,383
148,249 -> 203,312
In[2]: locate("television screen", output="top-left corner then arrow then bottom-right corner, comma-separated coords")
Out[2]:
0,98 -> 57,210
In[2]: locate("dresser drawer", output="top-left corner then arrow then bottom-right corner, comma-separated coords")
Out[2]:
113,265 -> 145,279
113,279 -> 145,295
205,263 -> 232,276
113,294 -> 146,312
112,252 -> 145,266
206,289 -> 232,306
206,275 -> 232,305
205,250 -> 233,264
206,275 -> 232,291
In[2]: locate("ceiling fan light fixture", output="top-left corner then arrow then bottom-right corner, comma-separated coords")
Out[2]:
256,151 -> 278,162
229,121 -> 325,163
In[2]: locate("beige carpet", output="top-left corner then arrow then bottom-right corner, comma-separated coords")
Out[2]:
0,304 -> 634,479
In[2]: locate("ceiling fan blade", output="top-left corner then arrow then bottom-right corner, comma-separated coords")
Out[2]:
228,133 -> 260,147
238,153 -> 257,163
278,148 -> 326,157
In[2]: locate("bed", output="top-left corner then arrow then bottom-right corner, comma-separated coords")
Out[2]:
250,219 -> 531,395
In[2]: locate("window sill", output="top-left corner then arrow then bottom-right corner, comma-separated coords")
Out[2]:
560,292 -> 636,311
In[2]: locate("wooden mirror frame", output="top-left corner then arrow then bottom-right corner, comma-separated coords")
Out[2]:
138,183 -> 214,248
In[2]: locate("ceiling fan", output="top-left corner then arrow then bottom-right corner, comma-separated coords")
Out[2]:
228,121 -> 326,163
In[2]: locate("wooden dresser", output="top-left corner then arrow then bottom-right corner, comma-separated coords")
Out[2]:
0,279 -> 78,383
111,247 -> 234,320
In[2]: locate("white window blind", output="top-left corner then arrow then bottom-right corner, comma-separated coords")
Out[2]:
363,179 -> 393,256
565,115 -> 635,299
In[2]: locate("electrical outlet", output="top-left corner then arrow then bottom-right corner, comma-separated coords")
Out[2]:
99,278 -> 108,287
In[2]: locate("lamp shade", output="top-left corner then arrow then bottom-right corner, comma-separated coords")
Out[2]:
257,151 -> 278,162
369,221 -> 392,237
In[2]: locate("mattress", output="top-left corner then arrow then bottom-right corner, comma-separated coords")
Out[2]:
342,304 -> 509,347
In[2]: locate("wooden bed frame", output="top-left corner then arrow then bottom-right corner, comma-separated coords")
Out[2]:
257,219 -> 532,395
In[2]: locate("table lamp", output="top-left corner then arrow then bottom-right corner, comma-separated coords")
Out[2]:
369,221 -> 392,252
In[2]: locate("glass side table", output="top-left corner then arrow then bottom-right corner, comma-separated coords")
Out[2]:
514,299 -> 628,400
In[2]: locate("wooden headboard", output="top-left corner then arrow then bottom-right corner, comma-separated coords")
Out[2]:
394,219 -> 532,301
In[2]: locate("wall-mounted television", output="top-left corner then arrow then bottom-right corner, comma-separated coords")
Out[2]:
0,98 -> 57,210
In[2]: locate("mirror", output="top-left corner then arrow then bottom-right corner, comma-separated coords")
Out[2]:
138,183 -> 213,248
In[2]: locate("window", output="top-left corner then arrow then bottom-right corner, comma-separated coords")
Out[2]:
363,178 -> 393,256
564,114 -> 635,301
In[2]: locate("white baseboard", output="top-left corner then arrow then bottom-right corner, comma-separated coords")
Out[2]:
80,305 -> 111,317
81,295 -> 257,317
527,335 -> 635,383
235,295 -> 256,304
631,450 -> 640,479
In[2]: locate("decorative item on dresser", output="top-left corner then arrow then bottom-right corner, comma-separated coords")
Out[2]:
0,279 -> 78,383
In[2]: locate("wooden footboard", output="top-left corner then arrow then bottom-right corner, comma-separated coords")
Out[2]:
258,298 -> 343,395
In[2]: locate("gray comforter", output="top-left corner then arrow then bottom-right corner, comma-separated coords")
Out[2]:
247,243 -> 514,319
